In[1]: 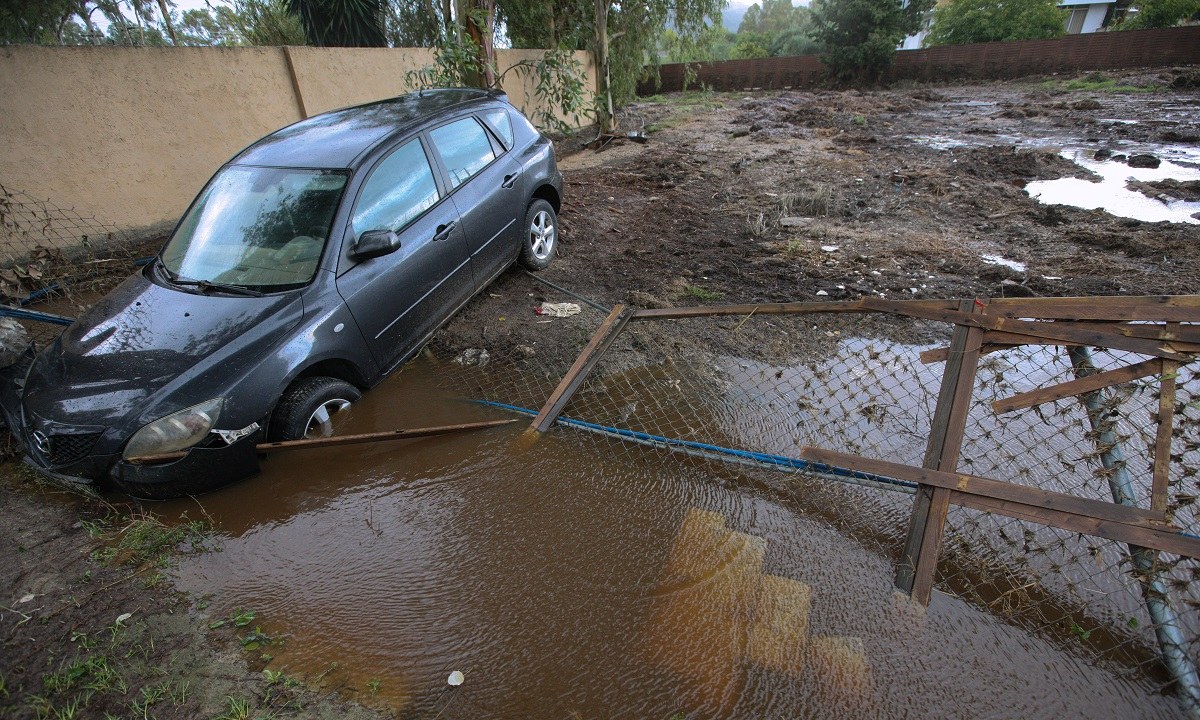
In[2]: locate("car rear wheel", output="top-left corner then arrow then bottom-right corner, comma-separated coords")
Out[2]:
519,199 -> 557,271
271,377 -> 361,441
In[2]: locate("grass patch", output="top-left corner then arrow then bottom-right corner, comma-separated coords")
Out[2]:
89,513 -> 212,568
1040,74 -> 1154,94
684,285 -> 726,301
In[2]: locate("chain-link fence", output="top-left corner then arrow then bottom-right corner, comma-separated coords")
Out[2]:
442,303 -> 1200,712
0,185 -> 161,345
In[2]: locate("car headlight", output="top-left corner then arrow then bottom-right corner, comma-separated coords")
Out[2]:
123,398 -> 224,461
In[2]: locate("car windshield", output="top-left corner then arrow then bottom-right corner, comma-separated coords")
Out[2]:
160,166 -> 348,290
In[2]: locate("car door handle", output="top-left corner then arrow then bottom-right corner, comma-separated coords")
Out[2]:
433,221 -> 457,242
502,172 -> 520,189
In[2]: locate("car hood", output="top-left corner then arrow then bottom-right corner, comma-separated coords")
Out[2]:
24,271 -> 303,430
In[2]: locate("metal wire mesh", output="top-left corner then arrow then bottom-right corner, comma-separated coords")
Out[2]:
439,306 -> 1200,709
0,184 -> 160,345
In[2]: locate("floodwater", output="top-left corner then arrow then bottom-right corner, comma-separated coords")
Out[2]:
1026,147 -> 1200,224
165,355 -> 1188,719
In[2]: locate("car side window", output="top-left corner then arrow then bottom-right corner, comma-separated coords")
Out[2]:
480,109 -> 514,150
352,139 -> 440,234
429,117 -> 496,190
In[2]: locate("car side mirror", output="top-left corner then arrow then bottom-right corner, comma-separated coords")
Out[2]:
351,230 -> 401,260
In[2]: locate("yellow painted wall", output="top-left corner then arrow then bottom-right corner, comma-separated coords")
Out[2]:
0,45 -> 595,236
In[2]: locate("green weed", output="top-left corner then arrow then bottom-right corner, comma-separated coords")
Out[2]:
684,285 -> 726,301
367,677 -> 382,694
215,695 -> 252,720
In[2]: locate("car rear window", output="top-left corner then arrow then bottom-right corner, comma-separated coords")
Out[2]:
480,108 -> 514,149
430,117 -> 496,190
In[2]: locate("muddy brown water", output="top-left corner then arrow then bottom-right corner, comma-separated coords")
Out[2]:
161,355 -> 1188,719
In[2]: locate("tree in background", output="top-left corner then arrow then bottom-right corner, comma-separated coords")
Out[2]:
1115,0 -> 1200,28
810,0 -> 933,82
926,0 -> 1065,45
287,0 -> 387,46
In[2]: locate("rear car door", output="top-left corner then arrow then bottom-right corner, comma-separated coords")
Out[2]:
428,114 -> 523,291
335,137 -> 473,372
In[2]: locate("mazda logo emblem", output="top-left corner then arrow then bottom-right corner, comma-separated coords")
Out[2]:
31,430 -> 52,457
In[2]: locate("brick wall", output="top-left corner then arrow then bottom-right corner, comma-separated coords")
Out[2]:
641,26 -> 1199,94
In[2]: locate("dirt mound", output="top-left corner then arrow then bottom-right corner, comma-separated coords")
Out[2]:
963,146 -> 1087,181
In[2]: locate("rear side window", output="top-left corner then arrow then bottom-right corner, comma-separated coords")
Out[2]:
430,117 -> 496,190
481,108 -> 514,149
352,139 -> 440,233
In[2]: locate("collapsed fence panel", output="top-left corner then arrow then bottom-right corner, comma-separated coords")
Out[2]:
464,294 -> 1200,714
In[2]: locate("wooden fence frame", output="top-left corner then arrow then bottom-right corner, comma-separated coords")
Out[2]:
531,295 -> 1200,605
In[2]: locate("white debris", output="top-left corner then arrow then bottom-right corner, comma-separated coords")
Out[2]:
820,245 -> 840,252
18,593 -> 34,604
981,255 -> 1027,273
115,612 -> 133,625
539,302 -> 582,318
816,290 -> 829,296
448,670 -> 465,686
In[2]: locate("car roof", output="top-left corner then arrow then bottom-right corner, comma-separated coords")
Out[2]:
231,88 -> 502,170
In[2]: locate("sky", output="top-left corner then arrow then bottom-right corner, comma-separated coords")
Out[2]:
100,1 -> 809,36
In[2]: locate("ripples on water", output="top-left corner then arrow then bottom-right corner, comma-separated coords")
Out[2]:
167,358 -> 1186,719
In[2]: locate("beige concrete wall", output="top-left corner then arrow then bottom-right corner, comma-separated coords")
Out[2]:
0,45 -> 595,235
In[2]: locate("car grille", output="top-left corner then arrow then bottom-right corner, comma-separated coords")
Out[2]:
41,432 -> 101,466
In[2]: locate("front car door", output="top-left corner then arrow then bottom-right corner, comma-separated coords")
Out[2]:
335,137 -> 473,372
428,114 -> 523,291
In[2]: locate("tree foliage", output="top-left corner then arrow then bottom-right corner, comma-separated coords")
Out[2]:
926,0 -> 1065,46
1115,0 -> 1200,28
810,0 -> 933,82
287,0 -> 387,46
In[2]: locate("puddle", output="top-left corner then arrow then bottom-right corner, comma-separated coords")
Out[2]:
1026,148 -> 1200,224
161,351 -> 1188,718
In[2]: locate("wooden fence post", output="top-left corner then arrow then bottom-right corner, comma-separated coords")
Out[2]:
896,299 -> 986,605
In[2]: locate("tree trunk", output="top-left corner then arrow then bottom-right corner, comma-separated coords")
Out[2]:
441,0 -> 452,34
594,0 -> 614,133
156,0 -> 177,44
463,0 -> 495,88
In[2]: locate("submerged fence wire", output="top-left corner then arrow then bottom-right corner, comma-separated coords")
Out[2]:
0,185 -> 160,345
444,306 -> 1200,711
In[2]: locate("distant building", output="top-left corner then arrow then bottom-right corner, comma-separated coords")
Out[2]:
1059,0 -> 1117,33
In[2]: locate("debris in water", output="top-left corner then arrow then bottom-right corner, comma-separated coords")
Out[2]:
447,670 -> 464,686
454,349 -> 491,367
1026,148 -> 1200,224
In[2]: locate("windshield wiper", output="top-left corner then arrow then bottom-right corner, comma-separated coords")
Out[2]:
171,278 -> 264,298
155,257 -> 264,297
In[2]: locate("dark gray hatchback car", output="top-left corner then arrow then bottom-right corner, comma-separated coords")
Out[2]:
0,88 -> 562,498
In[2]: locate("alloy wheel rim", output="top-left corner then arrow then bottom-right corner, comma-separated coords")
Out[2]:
305,398 -> 351,438
529,210 -> 556,261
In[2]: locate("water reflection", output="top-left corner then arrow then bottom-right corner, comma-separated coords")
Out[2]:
167,357 -> 1187,719
1026,148 -> 1200,224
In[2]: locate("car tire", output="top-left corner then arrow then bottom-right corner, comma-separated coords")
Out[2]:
518,199 -> 557,271
271,377 -> 362,441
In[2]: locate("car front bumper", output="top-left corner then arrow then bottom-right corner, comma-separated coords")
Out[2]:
1,357 -> 262,499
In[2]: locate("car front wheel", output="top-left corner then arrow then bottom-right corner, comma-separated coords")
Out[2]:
271,376 -> 362,441
519,199 -> 557,271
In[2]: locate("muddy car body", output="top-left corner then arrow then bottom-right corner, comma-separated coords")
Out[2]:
0,88 -> 562,499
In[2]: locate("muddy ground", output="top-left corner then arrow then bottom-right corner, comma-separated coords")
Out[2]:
3,69 -> 1200,719
436,67 -> 1200,367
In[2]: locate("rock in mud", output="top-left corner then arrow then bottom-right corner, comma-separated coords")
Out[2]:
1127,153 -> 1160,169
1094,148 -> 1113,161
1072,99 -> 1102,110
454,348 -> 490,367
0,317 -> 30,368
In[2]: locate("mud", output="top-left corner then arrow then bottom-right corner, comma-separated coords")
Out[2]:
435,68 -> 1200,367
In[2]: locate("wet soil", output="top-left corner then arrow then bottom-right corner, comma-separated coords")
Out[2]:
435,67 -> 1200,368
0,464 -> 388,720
